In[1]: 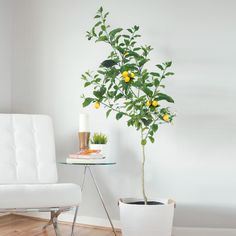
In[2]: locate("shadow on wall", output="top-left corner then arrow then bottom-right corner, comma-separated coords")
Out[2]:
92,126 -> 141,219
174,204 -> 236,228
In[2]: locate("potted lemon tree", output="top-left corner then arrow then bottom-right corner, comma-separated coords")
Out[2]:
81,7 -> 176,236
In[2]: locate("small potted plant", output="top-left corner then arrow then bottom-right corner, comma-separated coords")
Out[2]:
90,132 -> 108,156
81,7 -> 176,236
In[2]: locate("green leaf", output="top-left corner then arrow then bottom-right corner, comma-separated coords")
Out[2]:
83,98 -> 94,107
165,72 -> 174,76
106,109 -> 112,118
93,91 -> 101,98
94,21 -> 102,27
100,86 -> 106,96
158,93 -> 174,103
123,34 -> 130,39
166,61 -> 172,67
127,119 -> 134,126
151,124 -> 158,132
101,25 -> 106,31
97,70 -> 106,75
116,112 -> 123,120
104,12 -> 109,18
143,87 -> 153,97
101,60 -> 117,68
95,36 -> 108,42
149,136 -> 155,143
133,80 -> 142,88
109,28 -> 123,38
84,82 -> 91,87
150,72 -> 160,77
92,27 -> 96,37
128,51 -> 141,59
115,93 -> 123,101
141,119 -> 152,126
134,25 -> 140,31
156,64 -> 164,70
149,130 -> 154,136
124,39 -> 130,46
141,139 -> 147,145
126,104 -> 133,111
98,6 -> 103,13
139,58 -> 149,67
154,79 -> 160,87
116,46 -> 125,53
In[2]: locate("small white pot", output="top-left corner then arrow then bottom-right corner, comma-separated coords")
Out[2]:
90,144 -> 108,156
119,198 -> 175,236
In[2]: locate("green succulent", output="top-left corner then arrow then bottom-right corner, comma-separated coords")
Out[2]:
91,133 -> 108,144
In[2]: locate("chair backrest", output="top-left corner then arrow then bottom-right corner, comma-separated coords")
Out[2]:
0,114 -> 58,184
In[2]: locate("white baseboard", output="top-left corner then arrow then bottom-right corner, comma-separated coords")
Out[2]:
0,213 -> 10,217
173,227 -> 236,236
18,211 -> 121,228
17,212 -> 236,236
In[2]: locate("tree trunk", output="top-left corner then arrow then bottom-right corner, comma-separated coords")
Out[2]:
141,132 -> 148,205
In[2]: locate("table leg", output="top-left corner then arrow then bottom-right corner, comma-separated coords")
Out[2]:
71,166 -> 87,236
87,166 -> 117,236
81,166 -> 87,192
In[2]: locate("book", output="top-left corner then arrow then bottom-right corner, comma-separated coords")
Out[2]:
68,153 -> 105,159
67,149 -> 105,163
66,157 -> 106,164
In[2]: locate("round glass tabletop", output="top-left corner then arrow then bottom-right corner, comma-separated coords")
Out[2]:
58,161 -> 116,166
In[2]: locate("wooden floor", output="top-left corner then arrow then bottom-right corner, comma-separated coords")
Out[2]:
0,214 -> 121,236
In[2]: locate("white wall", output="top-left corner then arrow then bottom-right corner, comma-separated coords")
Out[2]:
0,0 -> 12,112
11,0 -> 236,229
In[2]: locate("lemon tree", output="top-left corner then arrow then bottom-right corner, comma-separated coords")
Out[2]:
81,7 -> 175,204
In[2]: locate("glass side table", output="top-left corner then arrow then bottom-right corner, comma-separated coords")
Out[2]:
58,161 -> 117,236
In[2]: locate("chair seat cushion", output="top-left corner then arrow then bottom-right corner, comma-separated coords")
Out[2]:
0,183 -> 81,209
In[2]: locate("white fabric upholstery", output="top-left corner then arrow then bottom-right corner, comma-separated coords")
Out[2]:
0,114 -> 57,184
0,183 -> 81,208
0,114 -> 81,209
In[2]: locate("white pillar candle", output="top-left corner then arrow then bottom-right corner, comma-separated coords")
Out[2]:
79,113 -> 89,132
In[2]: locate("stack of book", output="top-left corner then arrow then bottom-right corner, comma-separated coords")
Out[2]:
66,149 -> 105,163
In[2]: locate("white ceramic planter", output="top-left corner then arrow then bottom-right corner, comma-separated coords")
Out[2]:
90,144 -> 108,157
119,198 -> 175,236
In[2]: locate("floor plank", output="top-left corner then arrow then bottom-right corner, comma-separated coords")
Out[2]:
0,214 -> 121,236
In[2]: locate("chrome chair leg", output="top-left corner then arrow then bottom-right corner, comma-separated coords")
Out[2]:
43,211 -> 54,230
43,210 -> 62,236
71,206 -> 79,236
42,208 -> 79,236
43,218 -> 53,230
51,210 -> 61,236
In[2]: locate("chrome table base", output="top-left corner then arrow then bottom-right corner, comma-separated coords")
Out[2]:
74,165 -> 117,236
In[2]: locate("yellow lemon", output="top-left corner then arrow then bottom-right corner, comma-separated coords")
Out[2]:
163,114 -> 169,122
122,71 -> 129,78
130,72 -> 135,78
124,52 -> 129,57
152,100 -> 158,107
146,100 -> 151,107
94,101 -> 100,109
124,76 -> 130,83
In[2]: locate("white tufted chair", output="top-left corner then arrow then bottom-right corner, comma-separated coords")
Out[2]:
0,114 -> 81,236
